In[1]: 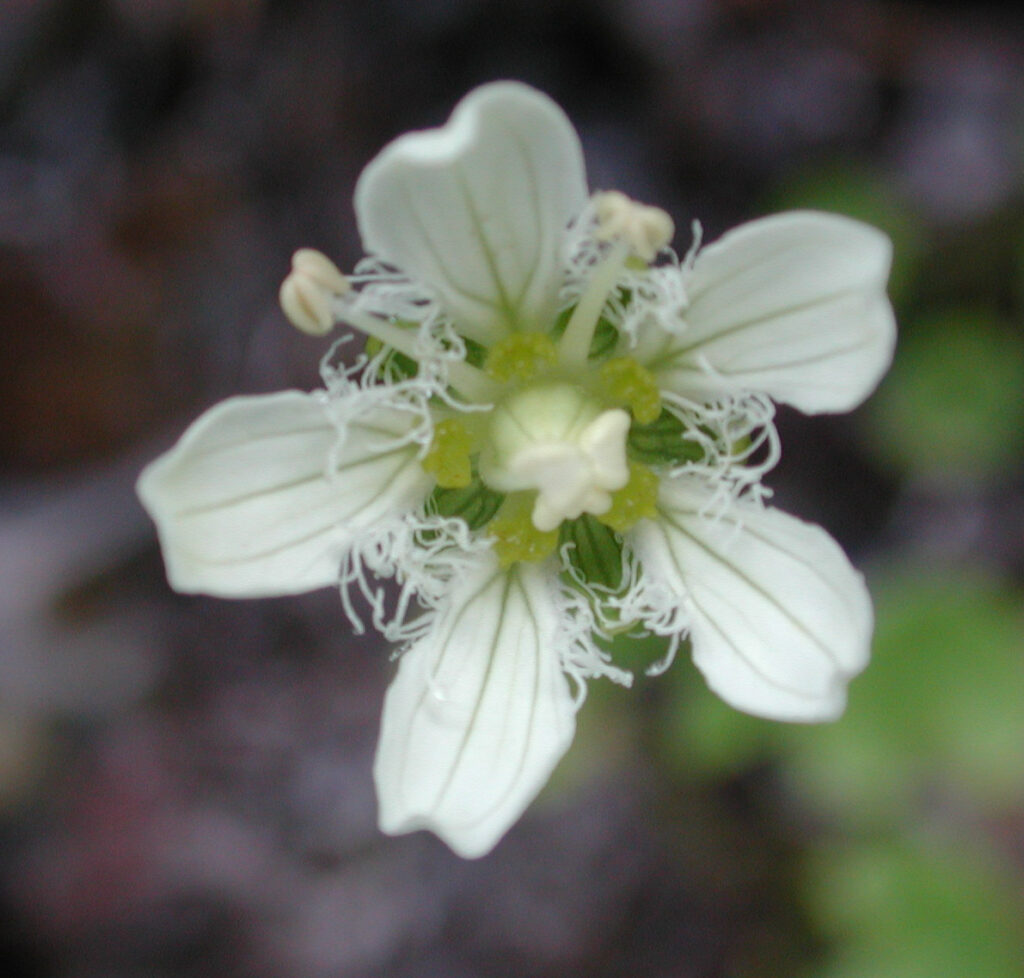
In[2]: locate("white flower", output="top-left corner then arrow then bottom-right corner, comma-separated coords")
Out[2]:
137,82 -> 896,858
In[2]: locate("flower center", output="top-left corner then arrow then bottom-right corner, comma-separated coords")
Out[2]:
479,383 -> 631,532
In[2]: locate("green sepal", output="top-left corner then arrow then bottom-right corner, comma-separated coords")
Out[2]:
628,409 -> 705,466
367,327 -> 486,377
428,476 -> 505,530
461,336 -> 488,368
559,513 -> 625,591
365,336 -> 419,380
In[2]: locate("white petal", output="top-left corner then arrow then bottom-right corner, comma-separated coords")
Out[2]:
632,481 -> 872,721
650,211 -> 896,414
355,82 -> 588,345
374,559 -> 576,858
137,392 -> 430,597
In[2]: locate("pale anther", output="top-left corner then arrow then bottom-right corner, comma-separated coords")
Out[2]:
280,248 -> 351,336
292,248 -> 351,294
593,190 -> 675,262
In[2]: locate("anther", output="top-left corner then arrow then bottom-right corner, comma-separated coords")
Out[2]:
279,249 -> 351,335
593,190 -> 675,263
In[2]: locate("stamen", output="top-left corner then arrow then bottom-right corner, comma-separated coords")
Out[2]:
593,191 -> 675,263
443,361 -> 502,404
340,306 -> 426,361
557,238 -> 630,369
341,305 -> 501,404
280,249 -> 350,335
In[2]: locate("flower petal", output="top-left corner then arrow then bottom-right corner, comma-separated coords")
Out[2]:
355,82 -> 588,345
137,391 -> 430,597
632,480 -> 872,721
374,558 -> 576,858
650,211 -> 896,414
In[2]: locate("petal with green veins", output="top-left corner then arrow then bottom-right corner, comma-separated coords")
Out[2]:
633,479 -> 872,721
374,558 -> 576,858
649,211 -> 896,414
355,82 -> 587,346
136,392 -> 431,597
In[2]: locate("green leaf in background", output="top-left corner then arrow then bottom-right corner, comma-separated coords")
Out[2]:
656,660 -> 775,779
1015,218 -> 1024,315
548,630 -> 677,801
863,309 -> 1024,486
802,837 -> 1023,978
780,567 -> 1024,824
765,161 -> 926,306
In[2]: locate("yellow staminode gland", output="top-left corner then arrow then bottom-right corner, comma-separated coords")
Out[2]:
488,495 -> 560,567
599,357 -> 661,424
599,463 -> 659,533
421,418 -> 474,488
593,190 -> 675,263
485,332 -> 559,383
279,248 -> 351,336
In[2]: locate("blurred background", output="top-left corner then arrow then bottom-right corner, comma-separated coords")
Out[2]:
1,0 -> 1023,975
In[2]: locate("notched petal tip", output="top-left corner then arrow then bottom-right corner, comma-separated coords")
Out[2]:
354,82 -> 589,344
359,80 -> 582,174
